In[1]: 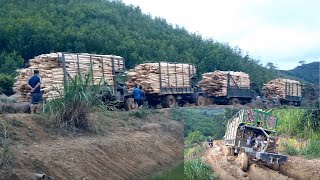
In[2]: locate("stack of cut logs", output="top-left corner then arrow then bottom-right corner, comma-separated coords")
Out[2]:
198,71 -> 250,96
13,52 -> 124,101
127,63 -> 196,94
262,78 -> 301,98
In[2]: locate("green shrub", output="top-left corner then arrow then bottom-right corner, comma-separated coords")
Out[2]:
185,131 -> 206,146
184,159 -> 218,180
300,138 -> 320,159
45,74 -> 111,131
129,107 -> 150,119
282,139 -> 299,156
0,74 -> 14,96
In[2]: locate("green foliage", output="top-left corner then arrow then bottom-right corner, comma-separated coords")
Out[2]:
146,162 -> 184,180
185,131 -> 206,146
280,62 -> 319,85
282,138 -> 320,159
129,108 -> 151,119
0,120 -> 12,168
0,51 -> 24,76
274,109 -> 320,139
0,74 -> 14,95
184,159 -> 218,180
45,74 -> 109,131
183,108 -> 236,139
281,139 -> 299,156
0,0 -> 276,92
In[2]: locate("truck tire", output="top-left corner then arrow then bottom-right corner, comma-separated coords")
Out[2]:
229,98 -> 240,105
161,95 -> 176,108
271,163 -> 280,171
196,95 -> 205,106
124,98 -> 135,111
239,152 -> 248,172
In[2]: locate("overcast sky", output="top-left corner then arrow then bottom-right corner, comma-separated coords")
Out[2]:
122,0 -> 320,70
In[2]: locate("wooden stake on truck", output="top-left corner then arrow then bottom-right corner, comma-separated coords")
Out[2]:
127,62 -> 204,108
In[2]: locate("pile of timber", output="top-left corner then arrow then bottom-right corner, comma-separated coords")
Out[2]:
13,52 -> 124,102
262,78 -> 301,98
127,62 -> 196,94
198,71 -> 250,96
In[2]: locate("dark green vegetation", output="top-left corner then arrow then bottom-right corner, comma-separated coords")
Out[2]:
145,162 -> 184,180
184,159 -> 218,180
273,108 -> 320,159
280,61 -> 320,85
181,108 -> 237,138
0,0 -> 277,96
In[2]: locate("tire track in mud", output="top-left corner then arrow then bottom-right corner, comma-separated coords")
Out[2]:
205,141 -> 293,180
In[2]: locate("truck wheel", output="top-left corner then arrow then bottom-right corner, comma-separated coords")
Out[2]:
289,101 -> 294,106
196,95 -> 205,106
239,152 -> 248,172
229,98 -> 240,105
124,98 -> 135,111
161,95 -> 176,108
225,147 -> 232,156
271,163 -> 280,171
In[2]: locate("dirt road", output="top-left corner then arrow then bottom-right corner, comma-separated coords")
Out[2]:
205,141 -> 320,180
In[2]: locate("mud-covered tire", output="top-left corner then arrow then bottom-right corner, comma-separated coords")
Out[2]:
225,147 -> 232,156
161,95 -> 176,108
239,152 -> 249,172
271,163 -> 280,171
229,98 -> 240,105
124,98 -> 135,111
196,95 -> 205,106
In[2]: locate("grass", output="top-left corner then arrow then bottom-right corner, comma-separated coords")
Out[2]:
275,108 -> 320,159
184,159 -> 218,180
145,162 -> 184,180
44,74 -> 113,132
0,119 -> 13,168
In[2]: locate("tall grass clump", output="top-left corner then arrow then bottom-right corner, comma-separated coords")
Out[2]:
184,159 -> 218,180
45,74 -> 111,131
273,108 -> 306,136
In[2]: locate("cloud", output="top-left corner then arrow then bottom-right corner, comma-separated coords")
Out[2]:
122,0 -> 320,70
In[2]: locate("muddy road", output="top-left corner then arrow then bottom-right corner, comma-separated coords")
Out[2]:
205,141 -> 320,180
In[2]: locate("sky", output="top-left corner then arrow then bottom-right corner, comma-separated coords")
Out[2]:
122,0 -> 320,70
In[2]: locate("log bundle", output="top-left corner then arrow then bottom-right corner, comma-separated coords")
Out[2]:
198,71 -> 250,96
127,63 -> 196,94
13,52 -> 124,102
262,78 -> 301,98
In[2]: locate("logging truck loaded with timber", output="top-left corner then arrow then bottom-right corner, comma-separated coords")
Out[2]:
262,78 -> 302,106
198,71 -> 254,105
13,52 -> 135,110
127,62 -> 204,108
224,109 -> 288,171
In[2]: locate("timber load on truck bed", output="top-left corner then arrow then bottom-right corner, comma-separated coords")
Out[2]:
127,62 -> 203,108
13,52 -> 127,102
127,62 -> 196,94
198,71 -> 253,104
262,78 -> 301,106
224,109 -> 287,171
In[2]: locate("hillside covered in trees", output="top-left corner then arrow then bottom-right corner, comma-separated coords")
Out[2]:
0,0 -> 277,95
280,62 -> 319,85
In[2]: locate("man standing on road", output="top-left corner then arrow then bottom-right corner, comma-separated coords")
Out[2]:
133,85 -> 142,108
28,70 -> 43,114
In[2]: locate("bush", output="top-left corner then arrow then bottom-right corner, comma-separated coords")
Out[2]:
300,138 -> 320,159
185,131 -> 206,146
45,74 -> 111,131
282,139 -> 299,156
129,107 -> 151,119
0,74 -> 14,96
184,159 -> 218,180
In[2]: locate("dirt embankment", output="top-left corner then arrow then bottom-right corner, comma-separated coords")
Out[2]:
205,140 -> 320,180
0,110 -> 183,179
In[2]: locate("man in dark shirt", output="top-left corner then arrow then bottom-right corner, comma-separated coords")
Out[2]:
132,84 -> 142,108
28,70 -> 42,114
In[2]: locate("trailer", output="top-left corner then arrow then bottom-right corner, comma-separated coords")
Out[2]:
207,73 -> 254,105
224,109 -> 288,171
58,52 -> 135,110
262,78 -> 302,106
144,62 -> 204,108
